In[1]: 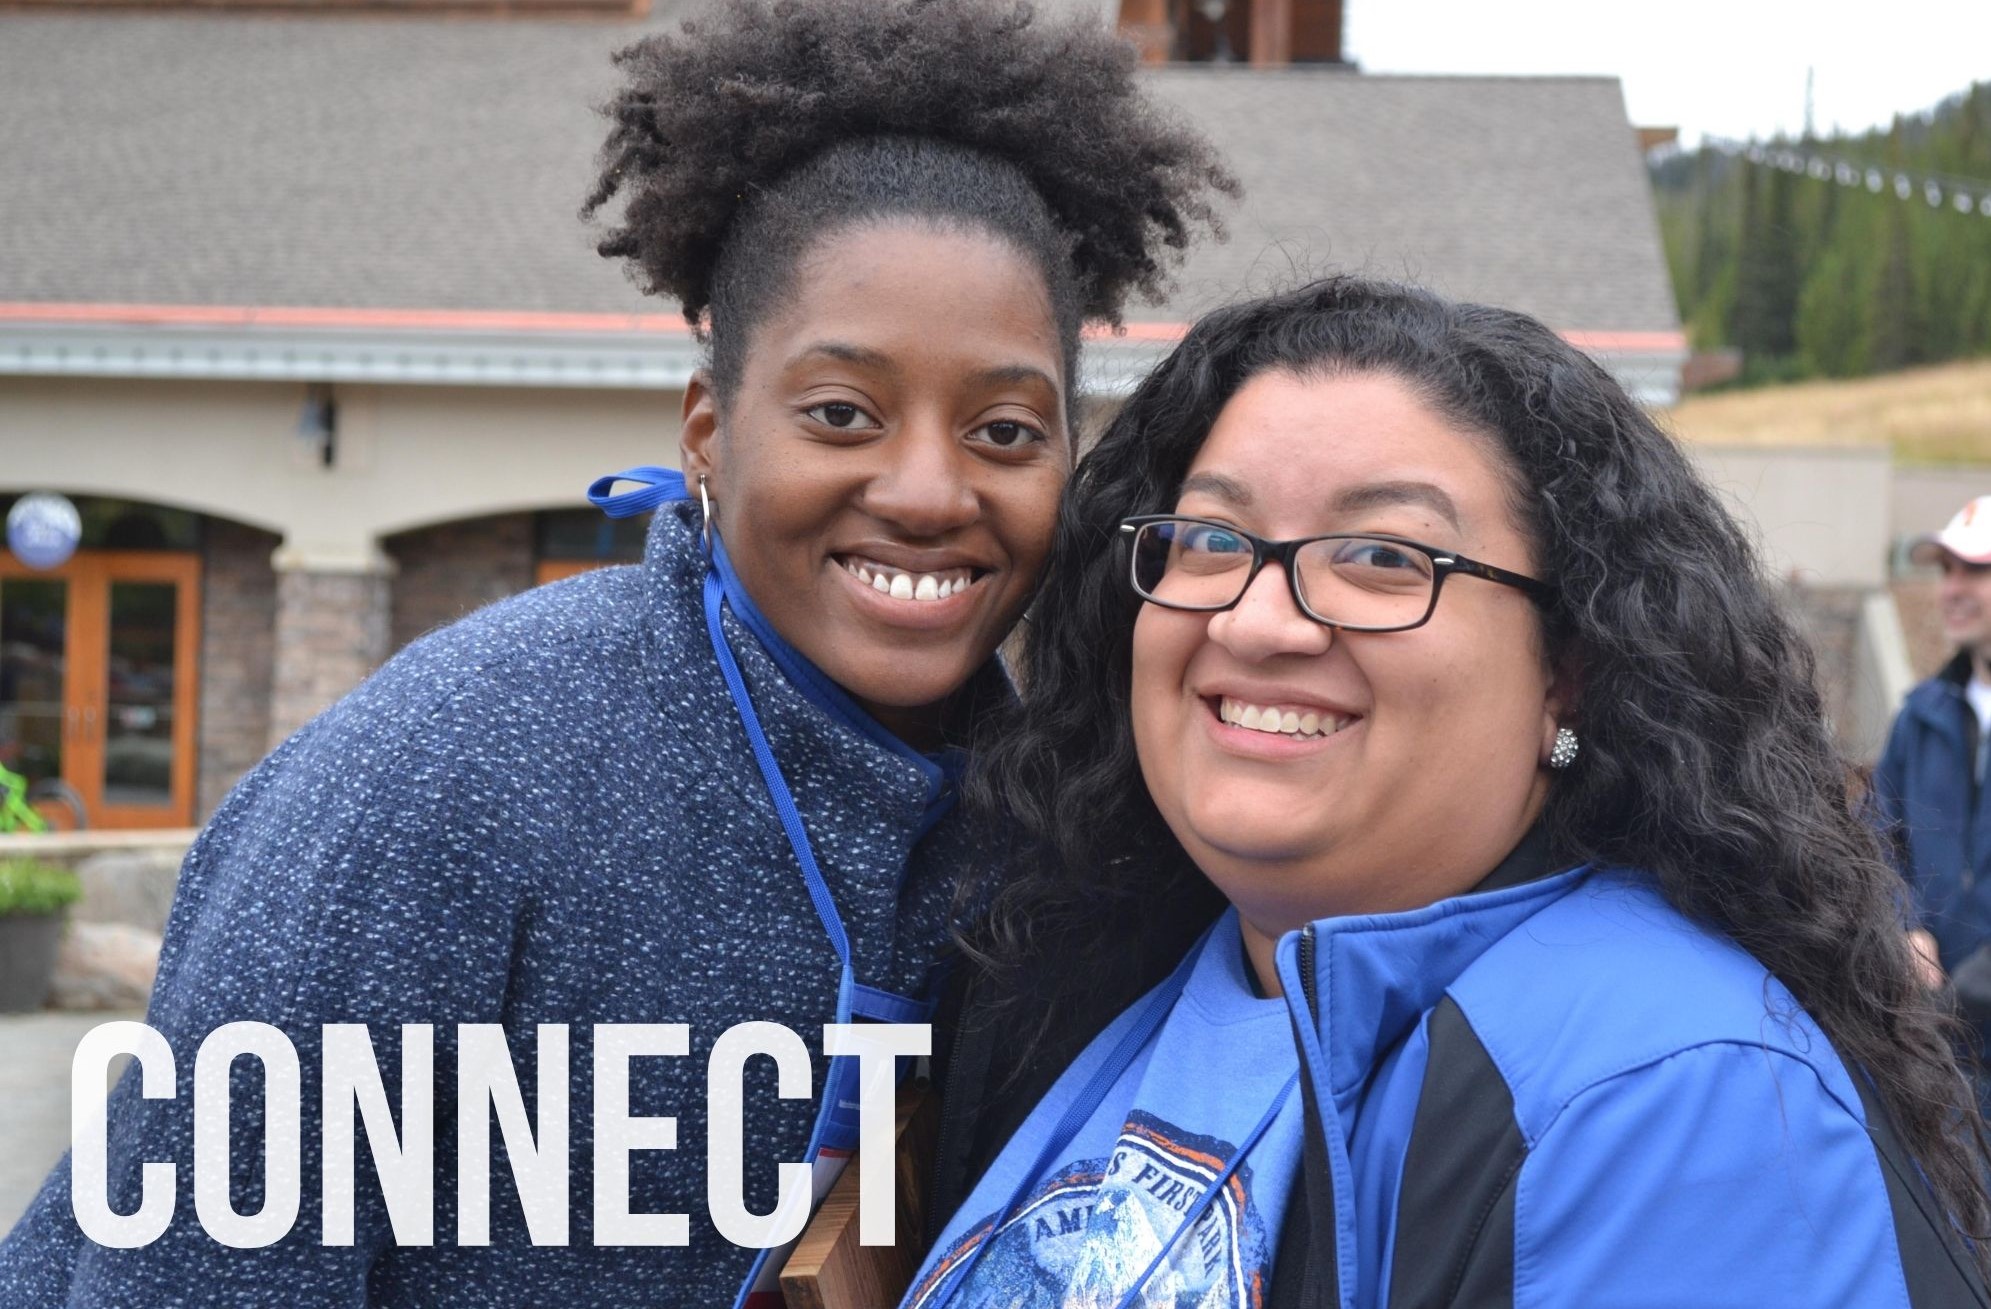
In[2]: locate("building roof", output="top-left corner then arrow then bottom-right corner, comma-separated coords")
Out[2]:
0,6 -> 1677,335
1142,68 -> 1679,333
0,9 -> 661,318
0,5 -> 1682,406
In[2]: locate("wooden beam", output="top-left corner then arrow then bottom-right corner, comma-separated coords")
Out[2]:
1249,0 -> 1293,65
779,1086 -> 939,1309
1116,0 -> 1176,64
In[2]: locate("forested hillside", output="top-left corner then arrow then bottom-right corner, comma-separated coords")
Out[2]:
1654,82 -> 1991,384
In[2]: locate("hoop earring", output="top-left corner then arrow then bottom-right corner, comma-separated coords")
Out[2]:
698,474 -> 714,552
1548,726 -> 1579,770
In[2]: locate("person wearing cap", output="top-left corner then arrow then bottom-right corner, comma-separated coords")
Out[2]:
1873,494 -> 1991,1079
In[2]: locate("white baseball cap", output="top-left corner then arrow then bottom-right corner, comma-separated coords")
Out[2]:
1912,495 -> 1991,566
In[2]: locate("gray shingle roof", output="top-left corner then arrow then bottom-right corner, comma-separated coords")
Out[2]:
1142,69 -> 1680,331
0,8 -> 1676,334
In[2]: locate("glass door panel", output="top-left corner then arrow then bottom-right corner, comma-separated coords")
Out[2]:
0,550 -> 201,829
103,582 -> 178,810
0,578 -> 69,787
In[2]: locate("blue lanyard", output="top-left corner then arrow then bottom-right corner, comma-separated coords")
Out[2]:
589,464 -> 921,1011
588,466 -> 965,834
920,923 -> 1300,1309
590,467 -> 937,1304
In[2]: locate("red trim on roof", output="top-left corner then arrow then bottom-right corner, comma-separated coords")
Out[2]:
0,302 -> 1685,352
1560,329 -> 1689,352
1105,320 -> 1195,342
0,302 -> 695,333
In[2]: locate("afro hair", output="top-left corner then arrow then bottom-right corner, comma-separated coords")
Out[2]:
582,0 -> 1236,333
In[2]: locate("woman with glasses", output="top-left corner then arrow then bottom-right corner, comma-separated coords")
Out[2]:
910,277 -> 1991,1307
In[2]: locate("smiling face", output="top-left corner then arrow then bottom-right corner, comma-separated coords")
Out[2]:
1936,552 -> 1991,658
1130,370 -> 1565,965
681,221 -> 1070,746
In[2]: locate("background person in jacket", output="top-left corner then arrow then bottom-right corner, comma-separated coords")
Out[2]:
915,276 -> 1991,1308
1875,497 -> 1991,1072
0,3 -> 1230,1305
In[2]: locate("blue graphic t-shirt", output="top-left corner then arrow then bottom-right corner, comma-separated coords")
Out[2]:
906,910 -> 1304,1309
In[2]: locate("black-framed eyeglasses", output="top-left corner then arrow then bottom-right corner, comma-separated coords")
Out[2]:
1118,515 -> 1551,633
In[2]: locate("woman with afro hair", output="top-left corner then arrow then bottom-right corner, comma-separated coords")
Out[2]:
0,2 -> 1231,1306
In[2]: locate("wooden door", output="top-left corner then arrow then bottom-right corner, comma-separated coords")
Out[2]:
0,550 -> 202,829
534,558 -> 608,586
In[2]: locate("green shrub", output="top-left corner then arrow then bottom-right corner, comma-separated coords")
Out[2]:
0,859 -> 82,916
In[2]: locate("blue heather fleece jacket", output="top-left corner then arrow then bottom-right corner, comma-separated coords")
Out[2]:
0,501 -> 987,1307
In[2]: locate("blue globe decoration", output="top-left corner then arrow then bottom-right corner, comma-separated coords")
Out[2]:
7,492 -> 83,570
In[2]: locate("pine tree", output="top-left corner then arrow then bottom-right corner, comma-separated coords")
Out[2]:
1797,247 -> 1865,375
1652,80 -> 1991,383
1865,202 -> 1919,372
1729,161 -> 1802,361
1691,151 -> 1725,305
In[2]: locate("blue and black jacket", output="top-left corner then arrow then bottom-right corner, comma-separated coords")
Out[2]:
932,830 -> 1990,1306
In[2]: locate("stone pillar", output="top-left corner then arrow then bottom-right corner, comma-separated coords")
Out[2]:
384,513 -> 535,652
198,519 -> 281,817
267,547 -> 395,748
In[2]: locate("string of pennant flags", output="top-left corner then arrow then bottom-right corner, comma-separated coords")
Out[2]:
1703,135 -> 1991,219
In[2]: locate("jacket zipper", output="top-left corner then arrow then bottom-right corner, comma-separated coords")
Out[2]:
1293,923 -> 1335,1309
1299,923 -> 1319,1020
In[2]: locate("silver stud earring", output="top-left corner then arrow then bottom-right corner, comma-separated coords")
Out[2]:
698,474 -> 715,551
1548,726 -> 1579,770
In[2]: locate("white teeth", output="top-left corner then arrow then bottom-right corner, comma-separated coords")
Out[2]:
842,557 -> 974,603
1220,697 -> 1347,740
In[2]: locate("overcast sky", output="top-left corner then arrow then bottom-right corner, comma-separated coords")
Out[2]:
1343,0 -> 1990,148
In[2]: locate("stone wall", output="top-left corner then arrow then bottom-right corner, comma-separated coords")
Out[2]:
268,566 -> 392,747
0,831 -> 192,932
199,514 -> 538,801
1892,576 -> 1953,681
0,831 -> 191,1012
197,518 -> 279,818
384,513 -> 536,653
1784,583 -> 1866,754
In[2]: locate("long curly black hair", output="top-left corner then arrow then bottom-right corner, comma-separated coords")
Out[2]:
583,0 -> 1236,403
969,275 -> 1991,1253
